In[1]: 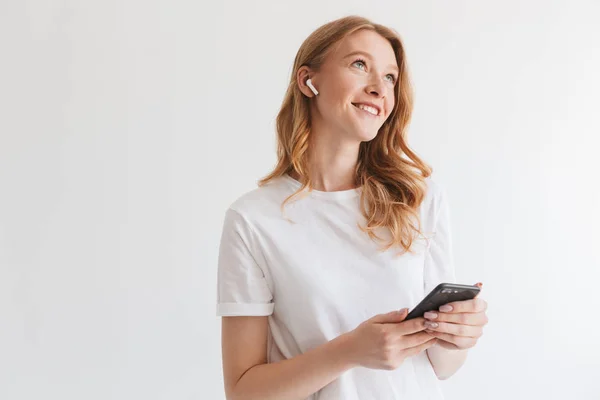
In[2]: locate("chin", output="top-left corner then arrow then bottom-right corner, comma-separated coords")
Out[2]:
343,124 -> 380,143
350,123 -> 382,142
357,131 -> 379,143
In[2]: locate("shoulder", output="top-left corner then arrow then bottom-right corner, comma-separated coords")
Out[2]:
423,174 -> 448,207
420,175 -> 451,230
226,176 -> 292,224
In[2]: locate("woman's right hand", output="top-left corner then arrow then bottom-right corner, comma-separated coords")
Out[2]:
344,308 -> 437,370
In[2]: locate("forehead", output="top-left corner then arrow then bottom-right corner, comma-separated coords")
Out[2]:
330,29 -> 397,67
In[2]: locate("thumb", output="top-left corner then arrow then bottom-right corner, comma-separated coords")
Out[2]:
371,308 -> 409,324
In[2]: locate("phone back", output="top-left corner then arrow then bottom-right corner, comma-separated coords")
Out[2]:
405,283 -> 480,320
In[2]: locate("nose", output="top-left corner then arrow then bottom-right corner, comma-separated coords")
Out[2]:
365,79 -> 387,98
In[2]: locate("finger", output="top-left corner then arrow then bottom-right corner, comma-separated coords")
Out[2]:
401,331 -> 439,348
473,283 -> 485,300
394,317 -> 430,335
370,308 -> 409,324
425,331 -> 477,349
425,321 -> 483,338
425,311 -> 488,326
439,297 -> 487,314
403,337 -> 438,358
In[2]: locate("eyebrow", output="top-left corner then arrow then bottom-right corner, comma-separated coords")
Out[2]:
343,50 -> 399,73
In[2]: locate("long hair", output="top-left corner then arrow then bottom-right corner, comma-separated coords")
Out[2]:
258,15 -> 434,256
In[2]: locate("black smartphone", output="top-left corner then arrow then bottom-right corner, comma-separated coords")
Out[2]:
405,283 -> 481,320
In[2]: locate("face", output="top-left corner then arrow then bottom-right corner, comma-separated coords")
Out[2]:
299,29 -> 398,143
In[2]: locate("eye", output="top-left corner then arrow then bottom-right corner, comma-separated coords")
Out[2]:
352,58 -> 367,70
353,58 -> 397,84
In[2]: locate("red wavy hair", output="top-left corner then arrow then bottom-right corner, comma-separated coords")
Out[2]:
258,15 -> 434,256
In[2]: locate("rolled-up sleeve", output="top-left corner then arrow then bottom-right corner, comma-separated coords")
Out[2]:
216,208 -> 274,317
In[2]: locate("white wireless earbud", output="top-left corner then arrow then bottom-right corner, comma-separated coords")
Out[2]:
306,78 -> 319,96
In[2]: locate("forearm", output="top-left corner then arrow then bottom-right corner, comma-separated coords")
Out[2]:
230,333 -> 356,400
426,346 -> 469,380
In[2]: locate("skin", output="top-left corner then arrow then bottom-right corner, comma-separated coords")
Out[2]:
424,282 -> 489,351
291,28 -> 399,192
221,29 -> 490,399
294,29 -> 490,352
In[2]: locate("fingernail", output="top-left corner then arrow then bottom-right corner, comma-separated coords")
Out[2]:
439,305 -> 453,312
424,312 -> 438,320
424,321 -> 438,328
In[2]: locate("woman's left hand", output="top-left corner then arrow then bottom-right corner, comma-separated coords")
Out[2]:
423,282 -> 488,350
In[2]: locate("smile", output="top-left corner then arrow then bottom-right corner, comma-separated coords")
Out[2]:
352,103 -> 380,117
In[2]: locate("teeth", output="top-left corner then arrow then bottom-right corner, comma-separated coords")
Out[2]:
355,103 -> 378,115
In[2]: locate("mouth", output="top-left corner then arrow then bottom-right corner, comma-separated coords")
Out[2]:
351,102 -> 381,117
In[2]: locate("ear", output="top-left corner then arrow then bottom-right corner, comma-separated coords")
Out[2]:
296,66 -> 317,98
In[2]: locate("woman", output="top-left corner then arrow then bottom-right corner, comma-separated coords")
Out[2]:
216,15 -> 488,400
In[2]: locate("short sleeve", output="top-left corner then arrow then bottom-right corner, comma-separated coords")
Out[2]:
216,208 -> 274,317
423,186 -> 457,295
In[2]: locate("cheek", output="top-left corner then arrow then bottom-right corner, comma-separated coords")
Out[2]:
321,83 -> 355,118
385,96 -> 395,117
332,86 -> 355,108
333,74 -> 361,101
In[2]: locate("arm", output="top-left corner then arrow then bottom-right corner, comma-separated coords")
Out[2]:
221,315 -> 355,400
424,284 -> 487,379
217,209 -> 356,399
426,346 -> 469,380
422,183 -> 470,379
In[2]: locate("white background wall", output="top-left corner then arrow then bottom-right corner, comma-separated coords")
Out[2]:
1,1 -> 599,399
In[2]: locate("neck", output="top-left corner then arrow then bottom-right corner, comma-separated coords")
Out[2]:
290,120 -> 361,192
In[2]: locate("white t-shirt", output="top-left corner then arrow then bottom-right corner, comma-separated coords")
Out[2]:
216,173 -> 457,400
